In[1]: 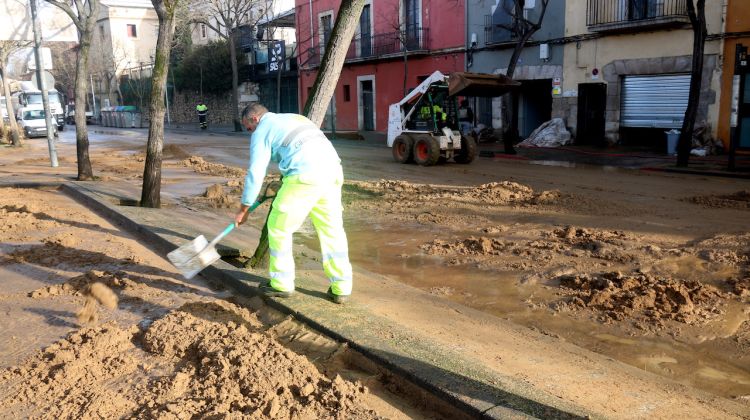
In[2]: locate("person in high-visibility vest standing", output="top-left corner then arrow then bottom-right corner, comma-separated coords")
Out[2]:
196,102 -> 208,129
234,103 -> 353,304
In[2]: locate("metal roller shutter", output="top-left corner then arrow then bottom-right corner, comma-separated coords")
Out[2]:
620,74 -> 690,128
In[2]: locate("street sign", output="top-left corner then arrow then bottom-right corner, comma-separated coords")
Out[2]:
267,40 -> 285,73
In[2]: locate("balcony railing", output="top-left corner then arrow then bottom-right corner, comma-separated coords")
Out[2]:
587,0 -> 688,32
302,25 -> 429,67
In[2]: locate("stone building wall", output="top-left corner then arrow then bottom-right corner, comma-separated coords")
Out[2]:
167,82 -> 260,126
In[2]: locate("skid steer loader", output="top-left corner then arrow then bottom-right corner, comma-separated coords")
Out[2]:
387,71 -> 519,166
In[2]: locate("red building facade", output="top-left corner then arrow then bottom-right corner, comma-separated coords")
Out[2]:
295,0 -> 466,132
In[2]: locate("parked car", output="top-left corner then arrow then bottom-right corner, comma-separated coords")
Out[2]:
17,107 -> 58,138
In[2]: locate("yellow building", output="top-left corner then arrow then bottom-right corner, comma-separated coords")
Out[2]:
717,0 -> 750,151
563,0 -> 723,150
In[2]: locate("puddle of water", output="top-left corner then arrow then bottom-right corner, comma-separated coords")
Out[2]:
299,217 -> 750,399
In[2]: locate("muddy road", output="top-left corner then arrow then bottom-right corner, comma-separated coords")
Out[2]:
2,126 -> 749,416
91,127 -> 750,399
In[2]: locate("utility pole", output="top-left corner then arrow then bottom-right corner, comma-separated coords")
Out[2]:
30,0 -> 58,167
90,73 -> 97,120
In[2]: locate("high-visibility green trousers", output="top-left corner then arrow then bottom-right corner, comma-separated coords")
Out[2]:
266,170 -> 353,296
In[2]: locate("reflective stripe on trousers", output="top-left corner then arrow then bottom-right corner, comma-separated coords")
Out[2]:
267,170 -> 353,295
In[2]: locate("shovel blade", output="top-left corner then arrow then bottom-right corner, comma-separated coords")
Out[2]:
168,235 -> 222,279
167,235 -> 208,266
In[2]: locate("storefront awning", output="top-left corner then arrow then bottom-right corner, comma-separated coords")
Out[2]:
447,72 -> 520,97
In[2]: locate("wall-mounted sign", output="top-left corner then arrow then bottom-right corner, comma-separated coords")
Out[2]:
552,77 -> 562,96
268,40 -> 285,73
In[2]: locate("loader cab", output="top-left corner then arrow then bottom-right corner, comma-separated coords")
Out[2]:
407,85 -> 458,133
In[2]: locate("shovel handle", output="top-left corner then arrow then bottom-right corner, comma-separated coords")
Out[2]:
208,223 -> 235,248
208,201 -> 264,249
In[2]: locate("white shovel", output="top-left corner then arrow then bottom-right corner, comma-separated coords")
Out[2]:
168,202 -> 262,279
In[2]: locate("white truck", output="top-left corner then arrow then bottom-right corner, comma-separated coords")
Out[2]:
387,70 -> 519,166
14,81 -> 65,131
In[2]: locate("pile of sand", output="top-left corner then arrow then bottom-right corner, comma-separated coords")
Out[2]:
686,190 -> 750,210
0,300 -> 379,419
182,156 -> 246,178
554,271 -> 729,330
3,243 -> 116,270
0,203 -> 64,241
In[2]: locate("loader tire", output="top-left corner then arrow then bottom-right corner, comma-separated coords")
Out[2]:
414,135 -> 440,166
392,135 -> 414,163
454,135 -> 477,164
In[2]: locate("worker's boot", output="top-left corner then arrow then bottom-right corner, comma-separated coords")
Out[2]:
259,282 -> 294,298
327,287 -> 349,304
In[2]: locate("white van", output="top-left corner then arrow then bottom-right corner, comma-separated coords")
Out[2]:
17,106 -> 58,138
1,96 -> 7,122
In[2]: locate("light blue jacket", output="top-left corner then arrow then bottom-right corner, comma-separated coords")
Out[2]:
241,112 -> 342,205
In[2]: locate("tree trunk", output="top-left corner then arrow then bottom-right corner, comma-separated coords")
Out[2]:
676,0 -> 706,167
303,0 -> 366,126
73,6 -> 98,180
229,35 -> 241,131
0,68 -> 21,146
141,0 -> 178,208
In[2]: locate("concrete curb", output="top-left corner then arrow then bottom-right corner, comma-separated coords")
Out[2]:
6,180 -> 594,420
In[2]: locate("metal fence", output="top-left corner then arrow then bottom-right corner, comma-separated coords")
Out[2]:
586,0 -> 687,26
303,26 -> 429,67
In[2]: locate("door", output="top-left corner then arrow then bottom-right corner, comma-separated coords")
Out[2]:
361,80 -> 374,131
738,72 -> 750,149
577,83 -> 606,146
519,79 -> 552,138
360,5 -> 372,57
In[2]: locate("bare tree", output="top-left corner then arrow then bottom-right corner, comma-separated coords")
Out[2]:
303,0 -> 366,125
190,0 -> 271,131
0,40 -> 31,147
45,0 -> 100,180
141,0 -> 182,208
676,0 -> 706,167
91,41 -> 130,106
496,0 -> 550,153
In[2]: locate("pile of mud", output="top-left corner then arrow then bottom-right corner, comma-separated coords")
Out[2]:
184,176 -> 282,210
162,144 -> 191,159
346,180 -> 619,218
686,190 -> 750,210
186,183 -> 239,208
0,300 -> 378,419
553,271 -> 730,331
182,156 -> 246,178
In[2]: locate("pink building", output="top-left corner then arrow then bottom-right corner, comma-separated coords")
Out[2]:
295,0 -> 466,132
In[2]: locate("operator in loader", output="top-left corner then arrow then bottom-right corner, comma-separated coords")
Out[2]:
234,103 -> 353,304
419,103 -> 447,128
